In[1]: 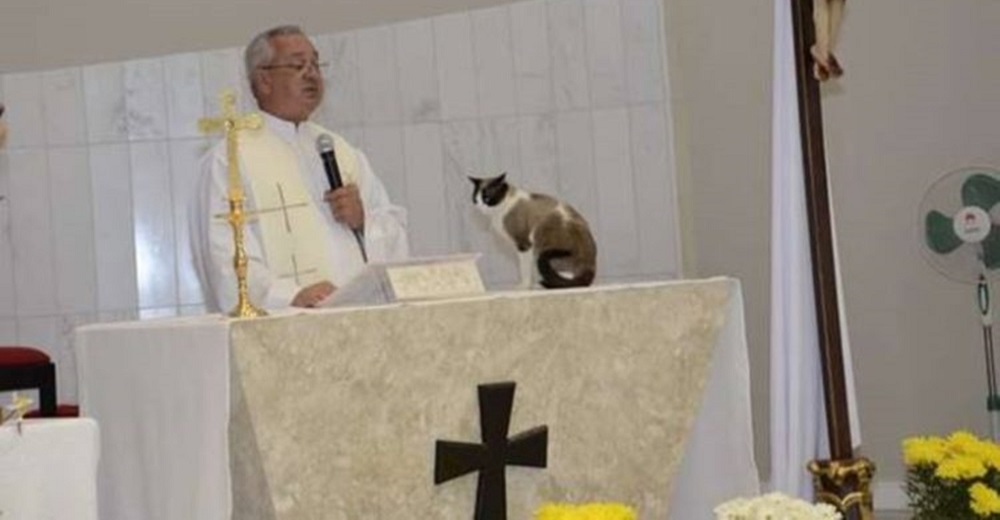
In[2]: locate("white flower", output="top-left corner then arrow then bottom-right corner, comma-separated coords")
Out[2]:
714,493 -> 843,520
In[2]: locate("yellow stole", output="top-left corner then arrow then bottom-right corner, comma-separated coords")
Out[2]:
239,123 -> 359,286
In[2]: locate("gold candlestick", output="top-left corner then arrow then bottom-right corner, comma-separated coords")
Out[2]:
199,90 -> 267,318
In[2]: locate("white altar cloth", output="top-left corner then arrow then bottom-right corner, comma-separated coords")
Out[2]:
0,418 -> 100,520
75,279 -> 759,520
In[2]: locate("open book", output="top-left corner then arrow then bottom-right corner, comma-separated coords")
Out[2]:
319,254 -> 485,308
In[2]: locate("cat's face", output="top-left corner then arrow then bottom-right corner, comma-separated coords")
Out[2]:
468,173 -> 510,211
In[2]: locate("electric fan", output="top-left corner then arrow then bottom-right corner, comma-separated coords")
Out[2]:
920,166 -> 1000,440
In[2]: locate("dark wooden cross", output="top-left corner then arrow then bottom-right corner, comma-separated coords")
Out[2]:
790,3 -> 877,519
434,382 -> 548,520
789,0 -> 853,462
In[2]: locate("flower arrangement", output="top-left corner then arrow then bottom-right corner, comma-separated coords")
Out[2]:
903,430 -> 1000,518
713,492 -> 842,520
535,502 -> 636,520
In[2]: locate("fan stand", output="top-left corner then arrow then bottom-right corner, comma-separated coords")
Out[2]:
977,275 -> 1000,442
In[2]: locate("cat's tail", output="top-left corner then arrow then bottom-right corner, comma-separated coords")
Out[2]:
537,249 -> 595,289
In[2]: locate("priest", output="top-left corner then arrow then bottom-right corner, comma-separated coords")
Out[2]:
190,25 -> 409,312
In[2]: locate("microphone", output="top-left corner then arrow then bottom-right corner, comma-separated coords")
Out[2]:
316,134 -> 343,190
316,134 -> 367,262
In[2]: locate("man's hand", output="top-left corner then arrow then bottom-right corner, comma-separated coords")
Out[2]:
324,184 -> 364,230
291,281 -> 335,308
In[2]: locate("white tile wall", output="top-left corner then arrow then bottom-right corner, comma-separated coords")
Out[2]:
517,115 -> 559,194
548,0 -> 591,111
473,6 -> 518,118
48,147 -> 97,314
622,0 -> 666,104
8,150 -> 57,316
511,0 -> 555,115
0,153 -> 14,316
403,123 -> 449,257
0,318 -> 15,344
130,141 -> 177,310
170,138 -> 209,306
592,108 -> 640,276
0,0 -> 680,401
164,53 -> 206,139
124,58 -> 169,141
584,0 -> 628,108
555,110 -> 599,223
90,143 -> 138,313
434,13 -> 479,121
442,119 -> 484,255
83,63 -> 127,144
200,47 -> 248,115
357,26 -> 402,125
4,73 -> 46,149
317,32 -> 364,127
395,20 -> 440,124
363,125 -> 408,205
42,68 -> 88,147
630,105 -> 679,277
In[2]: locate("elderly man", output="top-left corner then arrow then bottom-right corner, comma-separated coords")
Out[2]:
190,25 -> 409,312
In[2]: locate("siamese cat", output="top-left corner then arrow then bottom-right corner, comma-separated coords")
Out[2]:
469,173 -> 596,289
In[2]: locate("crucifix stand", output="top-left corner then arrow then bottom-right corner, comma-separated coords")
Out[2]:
199,90 -> 268,319
788,1 -> 875,518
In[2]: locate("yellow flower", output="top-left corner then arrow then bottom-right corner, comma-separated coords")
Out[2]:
948,431 -> 988,458
949,431 -> 982,448
535,503 -> 637,520
970,482 -> 1000,517
935,455 -> 988,480
978,442 -> 1000,470
956,435 -> 1000,470
903,436 -> 948,466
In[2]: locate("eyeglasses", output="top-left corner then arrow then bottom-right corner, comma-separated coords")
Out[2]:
259,61 -> 329,75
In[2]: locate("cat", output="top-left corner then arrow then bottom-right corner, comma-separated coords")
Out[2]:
469,173 -> 597,289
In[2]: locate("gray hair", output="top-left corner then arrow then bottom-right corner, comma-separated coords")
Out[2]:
244,25 -> 307,86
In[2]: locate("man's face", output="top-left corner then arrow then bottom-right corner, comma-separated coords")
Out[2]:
254,34 -> 324,123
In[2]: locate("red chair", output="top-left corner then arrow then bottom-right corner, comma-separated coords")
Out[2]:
0,346 -> 58,417
24,404 -> 80,418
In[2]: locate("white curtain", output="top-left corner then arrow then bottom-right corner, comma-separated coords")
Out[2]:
769,0 -> 862,499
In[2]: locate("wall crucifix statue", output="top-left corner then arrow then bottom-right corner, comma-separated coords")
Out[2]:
789,0 -> 875,518
811,0 -> 846,81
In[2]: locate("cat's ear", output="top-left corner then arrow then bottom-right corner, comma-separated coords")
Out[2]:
467,176 -> 480,187
498,172 -> 507,184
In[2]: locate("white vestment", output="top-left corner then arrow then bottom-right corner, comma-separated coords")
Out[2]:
190,112 -> 409,312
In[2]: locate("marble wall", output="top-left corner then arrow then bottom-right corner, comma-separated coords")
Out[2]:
0,0 -> 679,401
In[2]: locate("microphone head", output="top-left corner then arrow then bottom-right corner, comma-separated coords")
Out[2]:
316,134 -> 335,154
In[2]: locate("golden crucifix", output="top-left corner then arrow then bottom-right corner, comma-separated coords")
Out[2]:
199,90 -> 268,318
